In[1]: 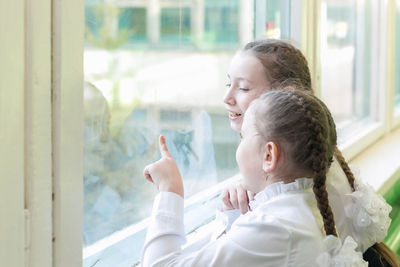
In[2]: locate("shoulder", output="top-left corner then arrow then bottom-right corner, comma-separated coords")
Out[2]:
232,194 -> 323,240
226,212 -> 293,256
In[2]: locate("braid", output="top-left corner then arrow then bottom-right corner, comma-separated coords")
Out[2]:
291,92 -> 338,237
321,98 -> 356,192
334,147 -> 356,192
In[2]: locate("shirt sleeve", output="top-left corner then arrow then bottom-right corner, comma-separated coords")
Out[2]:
141,192 -> 291,267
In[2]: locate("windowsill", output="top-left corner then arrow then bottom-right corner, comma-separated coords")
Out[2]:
340,121 -> 385,161
349,125 -> 400,194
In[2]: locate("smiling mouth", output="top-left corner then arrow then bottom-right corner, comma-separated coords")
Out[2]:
229,112 -> 242,119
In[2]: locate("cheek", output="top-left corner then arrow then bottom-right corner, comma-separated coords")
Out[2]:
239,90 -> 264,112
235,144 -> 246,170
238,95 -> 253,113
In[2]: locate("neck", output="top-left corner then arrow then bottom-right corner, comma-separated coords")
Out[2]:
265,169 -> 312,187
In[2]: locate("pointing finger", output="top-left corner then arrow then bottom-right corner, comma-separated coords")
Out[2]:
159,135 -> 171,158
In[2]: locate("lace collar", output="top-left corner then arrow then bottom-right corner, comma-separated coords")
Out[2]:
249,178 -> 313,211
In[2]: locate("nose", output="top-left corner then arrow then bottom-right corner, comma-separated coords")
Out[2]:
223,86 -> 235,106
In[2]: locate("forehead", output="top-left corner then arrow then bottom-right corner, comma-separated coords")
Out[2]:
228,51 -> 268,83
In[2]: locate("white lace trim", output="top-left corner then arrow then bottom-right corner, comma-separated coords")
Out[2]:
317,235 -> 368,267
249,178 -> 313,211
344,178 -> 392,252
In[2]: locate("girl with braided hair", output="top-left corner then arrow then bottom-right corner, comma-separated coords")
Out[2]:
221,39 -> 396,266
142,89 -> 369,266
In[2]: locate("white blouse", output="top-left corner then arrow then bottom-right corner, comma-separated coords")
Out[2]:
217,158 -> 392,253
141,178 -> 367,267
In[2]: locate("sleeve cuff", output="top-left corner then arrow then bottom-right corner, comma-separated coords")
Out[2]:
145,191 -> 186,244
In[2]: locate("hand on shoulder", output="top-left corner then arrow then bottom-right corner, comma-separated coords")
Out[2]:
221,183 -> 255,214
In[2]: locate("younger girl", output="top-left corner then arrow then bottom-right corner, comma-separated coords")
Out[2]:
142,89 -> 371,266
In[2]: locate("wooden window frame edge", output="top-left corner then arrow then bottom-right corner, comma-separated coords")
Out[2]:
52,0 -> 84,266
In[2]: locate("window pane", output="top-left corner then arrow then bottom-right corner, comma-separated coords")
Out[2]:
118,8 -> 147,42
83,0 -> 241,249
320,0 -> 375,143
160,7 -> 191,42
395,1 -> 400,110
254,0 -> 291,40
204,0 -> 239,44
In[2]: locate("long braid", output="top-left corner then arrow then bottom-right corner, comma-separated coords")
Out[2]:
321,101 -> 357,192
334,147 -> 356,191
289,92 -> 338,237
317,91 -> 398,265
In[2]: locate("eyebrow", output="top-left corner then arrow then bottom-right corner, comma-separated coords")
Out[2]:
227,74 -> 252,83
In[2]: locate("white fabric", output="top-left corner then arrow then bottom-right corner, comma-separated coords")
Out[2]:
142,178 -> 364,267
316,236 -> 367,267
216,158 -> 391,253
343,178 -> 392,252
325,159 -> 392,252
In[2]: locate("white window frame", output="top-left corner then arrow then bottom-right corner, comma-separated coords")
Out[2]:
52,0 -> 84,266
391,0 -> 400,129
0,1 -> 26,266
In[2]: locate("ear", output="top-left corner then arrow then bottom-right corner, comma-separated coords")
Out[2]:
262,141 -> 279,173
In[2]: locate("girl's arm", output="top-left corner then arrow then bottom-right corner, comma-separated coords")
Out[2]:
141,136 -> 291,266
141,190 -> 291,267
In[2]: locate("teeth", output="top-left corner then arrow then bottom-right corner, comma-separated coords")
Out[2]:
230,112 -> 241,117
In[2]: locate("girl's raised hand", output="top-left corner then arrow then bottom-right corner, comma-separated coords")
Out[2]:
143,135 -> 184,197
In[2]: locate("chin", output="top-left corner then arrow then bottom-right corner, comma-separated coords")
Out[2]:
230,121 -> 242,132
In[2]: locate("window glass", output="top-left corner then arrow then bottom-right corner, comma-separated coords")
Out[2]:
204,0 -> 239,45
320,0 -> 375,143
118,7 -> 147,42
395,1 -> 400,110
83,0 -> 242,249
254,0 -> 291,40
160,7 -> 191,43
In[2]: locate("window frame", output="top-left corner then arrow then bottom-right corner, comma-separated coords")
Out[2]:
0,0 -> 26,266
52,0 -> 84,266
392,0 -> 400,129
